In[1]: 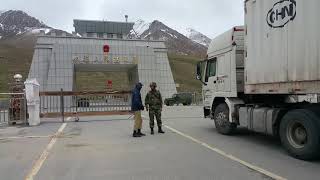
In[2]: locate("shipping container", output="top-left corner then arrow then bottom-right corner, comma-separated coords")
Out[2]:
245,0 -> 320,94
196,0 -> 320,160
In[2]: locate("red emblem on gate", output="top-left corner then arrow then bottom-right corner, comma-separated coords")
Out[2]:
103,45 -> 110,53
106,80 -> 112,90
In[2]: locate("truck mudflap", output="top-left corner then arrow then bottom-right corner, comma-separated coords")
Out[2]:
203,107 -> 211,118
224,98 -> 245,123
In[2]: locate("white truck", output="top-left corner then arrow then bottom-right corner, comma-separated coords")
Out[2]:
196,0 -> 320,160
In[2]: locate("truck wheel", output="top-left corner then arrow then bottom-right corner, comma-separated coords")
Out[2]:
280,109 -> 320,160
213,103 -> 236,135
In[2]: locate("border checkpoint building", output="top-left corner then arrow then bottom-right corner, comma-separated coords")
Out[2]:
28,18 -> 177,101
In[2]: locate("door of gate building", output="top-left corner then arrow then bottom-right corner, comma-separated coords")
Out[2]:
39,90 -> 132,121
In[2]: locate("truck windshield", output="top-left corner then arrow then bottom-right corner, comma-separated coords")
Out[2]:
197,61 -> 207,81
205,59 -> 216,82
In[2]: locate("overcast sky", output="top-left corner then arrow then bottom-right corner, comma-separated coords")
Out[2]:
1,0 -> 244,38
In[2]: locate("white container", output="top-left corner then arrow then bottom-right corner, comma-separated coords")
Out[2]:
245,0 -> 320,94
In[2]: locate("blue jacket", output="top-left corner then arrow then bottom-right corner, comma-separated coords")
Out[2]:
131,87 -> 144,111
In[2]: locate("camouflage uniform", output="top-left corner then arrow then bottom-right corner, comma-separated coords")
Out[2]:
145,90 -> 163,129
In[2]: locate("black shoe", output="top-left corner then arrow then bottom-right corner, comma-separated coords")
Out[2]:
158,127 -> 165,134
133,130 -> 141,137
137,129 -> 146,136
151,128 -> 154,135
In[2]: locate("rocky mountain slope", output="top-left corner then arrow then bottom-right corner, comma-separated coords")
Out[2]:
185,28 -> 211,47
137,20 -> 207,57
0,10 -> 51,39
0,10 -> 209,56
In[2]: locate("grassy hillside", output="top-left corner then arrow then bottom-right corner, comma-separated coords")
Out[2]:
0,35 -> 36,92
168,53 -> 202,93
75,72 -> 130,91
0,36 -> 203,93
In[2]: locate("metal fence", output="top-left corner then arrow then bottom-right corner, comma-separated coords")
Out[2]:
39,90 -> 132,121
191,92 -> 203,105
0,93 -> 27,126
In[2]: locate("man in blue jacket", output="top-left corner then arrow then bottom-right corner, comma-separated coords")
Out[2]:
131,82 -> 146,137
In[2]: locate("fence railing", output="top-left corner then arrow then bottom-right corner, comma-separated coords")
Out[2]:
0,93 -> 27,126
39,90 -> 132,121
191,92 -> 203,105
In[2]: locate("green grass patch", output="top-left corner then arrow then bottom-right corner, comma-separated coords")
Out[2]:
168,53 -> 203,93
75,71 -> 130,91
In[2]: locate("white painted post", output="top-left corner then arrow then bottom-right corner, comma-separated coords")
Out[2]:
24,79 -> 40,126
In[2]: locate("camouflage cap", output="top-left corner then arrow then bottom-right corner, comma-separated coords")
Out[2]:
150,82 -> 157,87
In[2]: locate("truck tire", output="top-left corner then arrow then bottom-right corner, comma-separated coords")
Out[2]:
213,103 -> 236,135
279,109 -> 320,160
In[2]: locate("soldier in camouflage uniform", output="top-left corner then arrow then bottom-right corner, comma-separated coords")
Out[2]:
145,82 -> 165,134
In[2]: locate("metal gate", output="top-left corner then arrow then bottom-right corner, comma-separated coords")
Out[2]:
39,90 -> 132,121
0,93 -> 27,126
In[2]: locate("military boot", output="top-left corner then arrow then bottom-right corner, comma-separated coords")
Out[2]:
137,129 -> 146,136
133,130 -> 141,137
151,128 -> 154,135
158,126 -> 165,134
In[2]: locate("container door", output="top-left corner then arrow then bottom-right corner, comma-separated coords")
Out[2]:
287,0 -> 320,82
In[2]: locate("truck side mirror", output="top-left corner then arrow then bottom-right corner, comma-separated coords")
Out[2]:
196,62 -> 207,86
196,63 -> 201,78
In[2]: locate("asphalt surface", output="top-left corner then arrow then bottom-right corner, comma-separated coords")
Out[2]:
0,106 -> 319,180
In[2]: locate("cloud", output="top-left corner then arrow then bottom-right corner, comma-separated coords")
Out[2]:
1,0 -> 244,38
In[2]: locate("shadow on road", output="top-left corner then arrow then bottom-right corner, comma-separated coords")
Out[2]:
201,125 -> 320,163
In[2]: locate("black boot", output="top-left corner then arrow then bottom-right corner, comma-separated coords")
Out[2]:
151,128 -> 154,135
158,126 -> 165,134
133,130 -> 141,137
137,129 -> 146,136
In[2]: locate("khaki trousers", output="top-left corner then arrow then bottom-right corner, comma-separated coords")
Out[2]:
133,111 -> 143,130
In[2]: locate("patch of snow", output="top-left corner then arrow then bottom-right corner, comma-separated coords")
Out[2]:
160,29 -> 177,39
186,28 -> 211,47
76,33 -> 82,37
0,36 -> 2,39
143,32 -> 151,38
193,40 -> 208,47
133,19 -> 151,37
31,28 -> 51,34
16,30 -> 23,35
0,23 -> 3,30
44,28 -> 51,34
168,33 -> 177,39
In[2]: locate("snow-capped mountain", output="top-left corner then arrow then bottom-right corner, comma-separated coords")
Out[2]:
0,10 -> 207,56
186,28 -> 211,47
0,10 -> 52,39
136,20 -> 207,56
131,19 -> 151,38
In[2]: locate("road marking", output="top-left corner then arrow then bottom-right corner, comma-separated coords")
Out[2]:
0,135 -> 52,140
25,123 -> 67,180
164,125 -> 287,180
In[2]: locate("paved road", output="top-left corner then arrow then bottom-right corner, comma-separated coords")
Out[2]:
0,106 -> 319,180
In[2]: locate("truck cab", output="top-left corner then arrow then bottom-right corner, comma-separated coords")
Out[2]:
196,24 -> 320,160
197,26 -> 245,118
